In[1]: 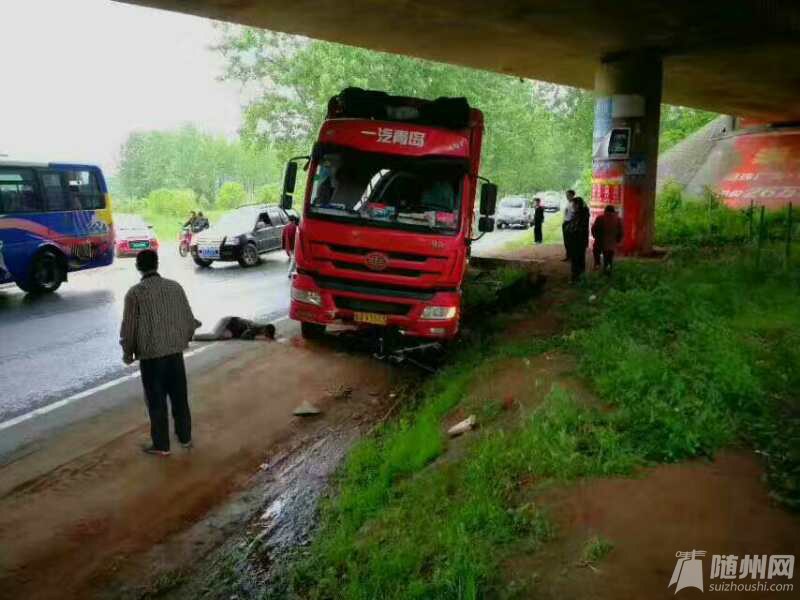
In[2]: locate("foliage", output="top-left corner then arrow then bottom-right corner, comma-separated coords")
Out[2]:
659,105 -> 718,152
116,124 -> 282,206
654,184 -> 797,247
582,535 -> 614,564
145,188 -> 199,218
216,181 -> 247,210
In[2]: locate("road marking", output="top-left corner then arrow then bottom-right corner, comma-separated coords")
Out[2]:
0,343 -> 216,432
0,314 -> 294,433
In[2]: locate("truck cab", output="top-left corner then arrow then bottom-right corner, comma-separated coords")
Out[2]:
283,88 -> 496,340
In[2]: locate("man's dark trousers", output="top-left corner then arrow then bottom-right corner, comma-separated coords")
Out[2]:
140,353 -> 191,451
534,222 -> 543,243
569,242 -> 587,281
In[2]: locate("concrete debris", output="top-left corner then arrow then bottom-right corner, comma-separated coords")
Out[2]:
293,401 -> 321,416
448,415 -> 476,437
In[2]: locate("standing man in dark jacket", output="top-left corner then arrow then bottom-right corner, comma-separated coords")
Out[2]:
591,205 -> 624,274
120,250 -> 200,456
565,196 -> 590,283
533,197 -> 545,244
561,189 -> 576,260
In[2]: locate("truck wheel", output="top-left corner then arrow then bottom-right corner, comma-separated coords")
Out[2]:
194,257 -> 214,268
301,322 -> 326,340
20,250 -> 64,293
238,243 -> 260,268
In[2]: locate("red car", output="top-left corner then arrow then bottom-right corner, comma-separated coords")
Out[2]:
114,214 -> 159,257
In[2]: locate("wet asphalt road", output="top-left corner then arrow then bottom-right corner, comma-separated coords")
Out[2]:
0,229 -> 525,424
0,250 -> 293,423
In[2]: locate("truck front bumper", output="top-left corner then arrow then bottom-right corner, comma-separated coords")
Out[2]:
289,273 -> 460,339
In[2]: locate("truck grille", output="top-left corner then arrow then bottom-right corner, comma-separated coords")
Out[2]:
314,275 -> 438,300
334,297 -> 412,315
332,261 -> 421,278
327,244 -> 429,262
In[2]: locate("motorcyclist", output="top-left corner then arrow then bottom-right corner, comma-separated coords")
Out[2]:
183,211 -> 198,230
193,211 -> 210,233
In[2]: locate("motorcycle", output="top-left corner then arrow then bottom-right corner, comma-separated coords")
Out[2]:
178,227 -> 192,257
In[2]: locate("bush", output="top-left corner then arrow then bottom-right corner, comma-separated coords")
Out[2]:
145,188 -> 198,218
258,184 -> 281,205
655,186 -> 750,246
217,182 -> 248,210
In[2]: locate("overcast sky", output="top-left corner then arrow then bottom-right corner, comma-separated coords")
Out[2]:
1,0 -> 242,174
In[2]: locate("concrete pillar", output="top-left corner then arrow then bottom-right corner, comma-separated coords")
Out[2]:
592,53 -> 663,254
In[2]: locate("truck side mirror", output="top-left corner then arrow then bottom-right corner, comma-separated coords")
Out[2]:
478,216 -> 495,233
281,161 -> 298,210
480,182 -> 497,216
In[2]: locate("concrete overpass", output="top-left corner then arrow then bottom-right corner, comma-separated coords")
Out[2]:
118,0 -> 800,252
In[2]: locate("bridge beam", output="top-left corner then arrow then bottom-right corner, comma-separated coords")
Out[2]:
592,53 -> 663,254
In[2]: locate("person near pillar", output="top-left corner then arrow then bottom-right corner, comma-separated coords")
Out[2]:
565,195 -> 590,283
533,197 -> 545,244
561,189 -> 576,260
591,205 -> 624,274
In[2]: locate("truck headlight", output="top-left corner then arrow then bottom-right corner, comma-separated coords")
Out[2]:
292,288 -> 322,307
421,306 -> 457,320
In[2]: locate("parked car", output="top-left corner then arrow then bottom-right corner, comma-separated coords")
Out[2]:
536,190 -> 564,213
191,204 -> 289,268
113,214 -> 158,257
496,196 -> 534,229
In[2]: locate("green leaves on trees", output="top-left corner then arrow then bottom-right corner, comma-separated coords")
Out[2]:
216,181 -> 248,209
145,188 -> 199,217
116,124 -> 282,207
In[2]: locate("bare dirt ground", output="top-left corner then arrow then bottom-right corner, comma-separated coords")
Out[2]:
0,333 -> 404,600
508,451 -> 800,599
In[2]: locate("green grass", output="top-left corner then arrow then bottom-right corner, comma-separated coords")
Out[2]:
581,535 -> 614,565
284,245 -> 799,599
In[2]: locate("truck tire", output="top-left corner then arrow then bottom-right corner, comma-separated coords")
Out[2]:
301,322 -> 326,340
238,243 -> 260,268
194,257 -> 214,268
19,249 -> 65,294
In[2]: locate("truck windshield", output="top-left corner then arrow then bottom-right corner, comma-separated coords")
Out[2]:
308,151 -> 464,234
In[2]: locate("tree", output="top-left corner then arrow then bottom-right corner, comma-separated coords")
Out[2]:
217,182 -> 247,209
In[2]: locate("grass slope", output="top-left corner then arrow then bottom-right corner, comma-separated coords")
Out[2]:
288,246 -> 799,599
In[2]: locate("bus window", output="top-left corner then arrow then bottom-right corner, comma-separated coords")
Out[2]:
64,169 -> 104,210
0,168 -> 40,212
39,171 -> 67,211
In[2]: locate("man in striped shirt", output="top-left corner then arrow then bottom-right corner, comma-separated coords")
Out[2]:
120,250 -> 200,456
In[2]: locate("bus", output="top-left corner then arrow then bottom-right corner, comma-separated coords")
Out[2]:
0,161 -> 114,293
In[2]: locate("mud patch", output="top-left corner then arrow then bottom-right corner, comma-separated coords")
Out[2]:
505,451 -> 800,599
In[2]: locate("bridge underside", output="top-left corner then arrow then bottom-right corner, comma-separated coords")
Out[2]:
120,0 -> 800,122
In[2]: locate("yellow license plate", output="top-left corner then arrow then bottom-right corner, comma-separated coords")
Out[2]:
354,311 -> 388,325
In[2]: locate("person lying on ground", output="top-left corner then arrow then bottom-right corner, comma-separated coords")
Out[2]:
193,316 -> 276,341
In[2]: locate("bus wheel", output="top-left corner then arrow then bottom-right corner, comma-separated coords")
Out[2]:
23,250 -> 64,293
301,322 -> 326,340
193,257 -> 213,268
238,243 -> 260,268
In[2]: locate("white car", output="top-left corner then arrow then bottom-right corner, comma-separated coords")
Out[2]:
496,197 -> 534,229
535,191 -> 564,213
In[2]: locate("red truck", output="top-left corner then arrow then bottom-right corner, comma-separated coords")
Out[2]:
281,88 -> 497,340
